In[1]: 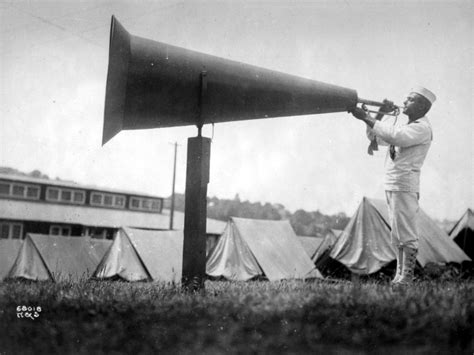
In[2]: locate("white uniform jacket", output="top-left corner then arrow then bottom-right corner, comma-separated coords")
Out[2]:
366,116 -> 433,192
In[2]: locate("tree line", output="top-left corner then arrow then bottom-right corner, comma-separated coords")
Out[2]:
166,193 -> 349,237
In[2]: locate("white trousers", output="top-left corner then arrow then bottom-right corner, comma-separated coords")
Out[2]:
385,191 -> 420,250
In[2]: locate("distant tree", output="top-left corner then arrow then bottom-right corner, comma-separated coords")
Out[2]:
0,166 -> 22,175
290,210 -> 314,235
262,202 -> 282,220
291,209 -> 313,225
29,169 -> 49,179
331,212 -> 350,230
0,166 -> 50,180
166,193 -> 350,234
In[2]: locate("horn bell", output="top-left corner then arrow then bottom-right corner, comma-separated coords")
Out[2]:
103,16 -> 358,145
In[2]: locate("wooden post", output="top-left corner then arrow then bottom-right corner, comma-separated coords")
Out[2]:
169,142 -> 178,230
181,136 -> 211,291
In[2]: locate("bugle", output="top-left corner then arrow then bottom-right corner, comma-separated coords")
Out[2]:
357,98 -> 402,117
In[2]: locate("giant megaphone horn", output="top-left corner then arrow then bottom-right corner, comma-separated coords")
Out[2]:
103,16 -> 363,145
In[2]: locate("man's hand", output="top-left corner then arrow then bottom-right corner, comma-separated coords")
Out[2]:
350,107 -> 368,120
379,99 -> 395,113
350,107 -> 377,128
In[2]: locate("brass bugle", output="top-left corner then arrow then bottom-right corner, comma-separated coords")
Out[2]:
358,98 -> 402,117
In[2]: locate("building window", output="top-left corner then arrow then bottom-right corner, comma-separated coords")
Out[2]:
1,224 -> 9,239
49,225 -> 71,236
141,199 -> 150,209
90,192 -> 125,209
115,196 -> 125,207
87,227 -> 106,239
26,186 -> 40,198
0,182 -> 40,200
130,197 -> 140,209
47,187 -> 60,201
129,197 -> 162,212
12,185 -> 25,196
12,224 -> 22,239
46,187 -> 85,204
61,190 -> 72,202
85,227 -> 115,240
0,222 -> 23,239
73,191 -> 85,203
103,194 -> 113,206
0,182 -> 11,195
151,200 -> 162,211
91,192 -> 102,205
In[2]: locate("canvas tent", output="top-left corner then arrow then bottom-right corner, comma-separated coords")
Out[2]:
0,239 -> 23,281
206,217 -> 322,281
8,234 -> 111,281
298,235 -> 324,260
329,198 -> 471,275
93,227 -> 183,282
312,229 -> 342,264
449,209 -> 474,260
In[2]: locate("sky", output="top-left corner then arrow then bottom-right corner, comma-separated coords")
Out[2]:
0,0 -> 472,221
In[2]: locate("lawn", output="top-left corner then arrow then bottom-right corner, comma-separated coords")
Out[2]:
0,279 -> 472,354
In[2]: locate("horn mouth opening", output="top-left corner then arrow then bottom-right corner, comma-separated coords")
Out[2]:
102,16 -> 131,145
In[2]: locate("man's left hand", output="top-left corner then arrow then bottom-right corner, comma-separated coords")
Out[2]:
350,107 -> 368,120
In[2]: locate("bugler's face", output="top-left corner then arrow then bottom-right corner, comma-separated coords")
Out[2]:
402,93 -> 423,116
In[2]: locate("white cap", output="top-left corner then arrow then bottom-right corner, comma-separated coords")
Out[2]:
410,86 -> 436,104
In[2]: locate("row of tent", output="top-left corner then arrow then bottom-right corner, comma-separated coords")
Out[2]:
0,219 -> 322,283
0,199 -> 472,282
1,236 -> 110,282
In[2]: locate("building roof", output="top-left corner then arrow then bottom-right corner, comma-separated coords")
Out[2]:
0,173 -> 162,199
0,199 -> 226,235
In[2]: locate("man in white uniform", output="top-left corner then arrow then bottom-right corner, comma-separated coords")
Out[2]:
350,86 -> 436,287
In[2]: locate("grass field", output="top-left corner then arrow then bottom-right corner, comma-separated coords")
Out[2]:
0,278 -> 472,354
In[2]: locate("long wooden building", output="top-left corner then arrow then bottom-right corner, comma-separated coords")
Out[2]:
0,173 -> 225,243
